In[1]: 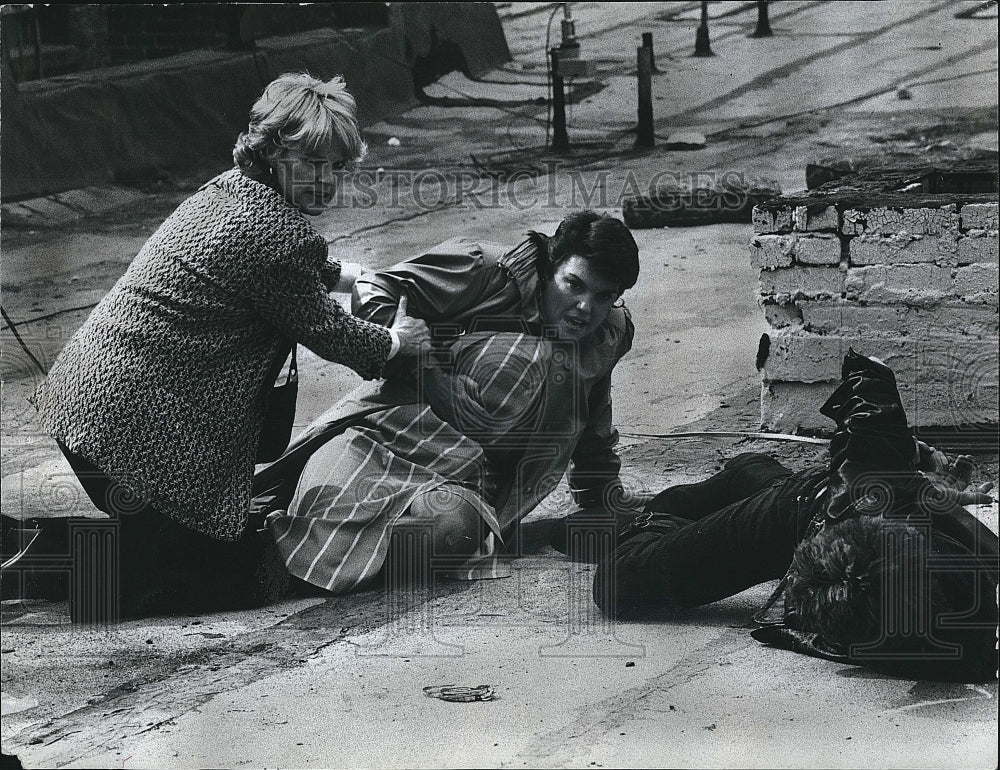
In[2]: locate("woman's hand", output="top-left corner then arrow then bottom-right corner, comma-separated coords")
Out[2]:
389,293 -> 432,364
332,260 -> 364,294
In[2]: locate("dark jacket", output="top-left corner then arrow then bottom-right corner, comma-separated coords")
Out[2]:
758,350 -> 999,682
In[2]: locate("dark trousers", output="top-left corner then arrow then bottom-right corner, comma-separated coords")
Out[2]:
56,445 -> 263,617
595,453 -> 822,618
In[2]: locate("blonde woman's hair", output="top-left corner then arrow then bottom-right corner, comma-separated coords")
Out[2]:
233,72 -> 368,179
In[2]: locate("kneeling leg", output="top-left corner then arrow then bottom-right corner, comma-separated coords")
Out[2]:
402,486 -> 485,558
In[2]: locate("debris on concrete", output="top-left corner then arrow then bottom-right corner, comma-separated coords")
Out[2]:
422,684 -> 496,702
806,132 -> 999,189
622,175 -> 781,228
661,131 -> 707,150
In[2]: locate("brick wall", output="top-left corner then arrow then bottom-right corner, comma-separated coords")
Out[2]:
751,163 -> 998,434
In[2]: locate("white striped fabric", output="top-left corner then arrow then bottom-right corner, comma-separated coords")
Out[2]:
270,332 -> 551,593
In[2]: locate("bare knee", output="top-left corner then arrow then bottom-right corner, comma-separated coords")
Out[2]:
408,488 -> 483,557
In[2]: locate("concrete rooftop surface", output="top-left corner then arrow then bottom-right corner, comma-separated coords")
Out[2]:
1,2 -> 998,768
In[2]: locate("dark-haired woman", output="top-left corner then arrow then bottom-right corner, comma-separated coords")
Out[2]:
256,211 -> 643,594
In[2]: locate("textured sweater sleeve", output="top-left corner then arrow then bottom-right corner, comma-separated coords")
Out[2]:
318,258 -> 343,293
248,251 -> 392,380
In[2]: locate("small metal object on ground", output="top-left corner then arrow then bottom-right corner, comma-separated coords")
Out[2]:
423,684 -> 496,703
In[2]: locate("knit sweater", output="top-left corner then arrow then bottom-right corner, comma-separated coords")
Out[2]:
31,168 -> 392,541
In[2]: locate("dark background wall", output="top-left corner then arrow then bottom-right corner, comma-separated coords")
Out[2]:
0,2 -> 510,201
3,4 -> 392,79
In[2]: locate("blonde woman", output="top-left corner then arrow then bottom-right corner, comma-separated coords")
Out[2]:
26,73 -> 430,617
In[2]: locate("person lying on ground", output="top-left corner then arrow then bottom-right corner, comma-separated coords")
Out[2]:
6,72 -> 431,618
581,350 -> 997,682
251,210 -> 645,594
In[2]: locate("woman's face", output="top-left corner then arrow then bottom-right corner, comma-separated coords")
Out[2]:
269,147 -> 348,215
540,255 -> 620,341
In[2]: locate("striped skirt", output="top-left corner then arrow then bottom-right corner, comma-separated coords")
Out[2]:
269,400 -> 509,593
268,332 -> 553,593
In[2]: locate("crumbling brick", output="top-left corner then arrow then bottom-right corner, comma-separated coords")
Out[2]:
750,235 -> 794,269
960,202 -> 999,231
793,205 -> 839,232
764,332 -> 996,389
956,230 -> 999,265
752,205 -> 793,234
799,301 -> 999,339
763,302 -> 802,330
759,266 -> 843,301
906,380 -> 1000,428
954,263 -> 1000,304
844,264 -> 953,306
849,232 -> 957,266
762,332 -> 853,383
751,233 -> 841,268
760,381 -> 838,432
794,234 -> 842,265
763,372 -> 999,433
753,162 -> 997,431
842,204 -> 959,237
908,343 -> 1000,427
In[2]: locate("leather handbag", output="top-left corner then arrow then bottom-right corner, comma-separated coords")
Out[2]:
257,345 -> 298,464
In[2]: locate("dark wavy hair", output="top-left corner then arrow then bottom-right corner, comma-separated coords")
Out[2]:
528,210 -> 640,295
784,516 -> 922,648
784,514 -> 999,680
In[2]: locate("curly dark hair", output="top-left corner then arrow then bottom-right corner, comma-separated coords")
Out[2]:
528,210 -> 640,295
784,515 -> 927,649
784,514 -> 999,680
